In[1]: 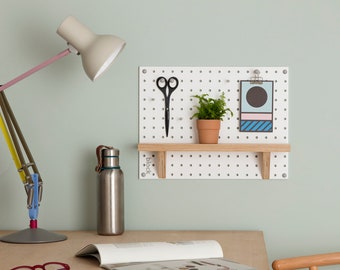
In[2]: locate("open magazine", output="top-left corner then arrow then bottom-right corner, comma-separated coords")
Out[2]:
75,240 -> 255,270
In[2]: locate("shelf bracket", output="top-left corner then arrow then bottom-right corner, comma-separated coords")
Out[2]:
157,151 -> 166,179
261,152 -> 271,180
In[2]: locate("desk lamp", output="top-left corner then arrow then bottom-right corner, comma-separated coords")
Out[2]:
0,16 -> 125,243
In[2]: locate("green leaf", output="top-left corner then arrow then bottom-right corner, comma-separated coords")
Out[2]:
191,92 -> 233,121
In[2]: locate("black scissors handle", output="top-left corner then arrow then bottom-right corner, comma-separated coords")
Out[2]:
156,76 -> 179,137
156,77 -> 179,97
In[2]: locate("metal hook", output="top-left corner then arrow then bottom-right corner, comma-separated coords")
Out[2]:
250,69 -> 263,84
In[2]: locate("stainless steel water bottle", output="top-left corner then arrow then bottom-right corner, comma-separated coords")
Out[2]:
95,145 -> 124,235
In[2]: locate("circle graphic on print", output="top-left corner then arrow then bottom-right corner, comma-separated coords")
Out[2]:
246,86 -> 267,108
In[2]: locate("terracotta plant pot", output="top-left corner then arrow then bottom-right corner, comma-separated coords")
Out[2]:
196,119 -> 221,144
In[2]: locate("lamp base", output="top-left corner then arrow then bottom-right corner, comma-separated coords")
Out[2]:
1,228 -> 67,244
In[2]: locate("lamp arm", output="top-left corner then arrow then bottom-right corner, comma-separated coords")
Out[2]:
0,48 -> 71,209
0,49 -> 71,93
0,92 -> 42,207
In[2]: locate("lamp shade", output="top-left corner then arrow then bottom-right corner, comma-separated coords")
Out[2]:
57,16 -> 126,80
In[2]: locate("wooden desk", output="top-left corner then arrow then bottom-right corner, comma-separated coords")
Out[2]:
0,230 -> 269,270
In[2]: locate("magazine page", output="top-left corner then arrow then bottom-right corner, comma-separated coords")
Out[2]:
76,240 -> 223,266
103,258 -> 256,270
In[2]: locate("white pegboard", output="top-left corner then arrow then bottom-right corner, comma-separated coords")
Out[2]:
139,66 -> 289,180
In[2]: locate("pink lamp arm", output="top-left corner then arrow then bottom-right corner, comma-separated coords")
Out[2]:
0,49 -> 71,93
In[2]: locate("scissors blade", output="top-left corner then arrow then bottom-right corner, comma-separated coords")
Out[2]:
165,107 -> 169,137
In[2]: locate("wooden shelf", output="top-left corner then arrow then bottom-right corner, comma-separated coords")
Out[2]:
138,143 -> 291,180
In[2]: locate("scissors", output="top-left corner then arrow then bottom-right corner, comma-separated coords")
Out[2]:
156,76 -> 179,137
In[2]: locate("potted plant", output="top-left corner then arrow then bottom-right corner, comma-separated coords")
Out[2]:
191,92 -> 233,144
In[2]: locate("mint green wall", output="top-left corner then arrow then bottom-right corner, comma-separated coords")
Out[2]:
1,0 -> 339,267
